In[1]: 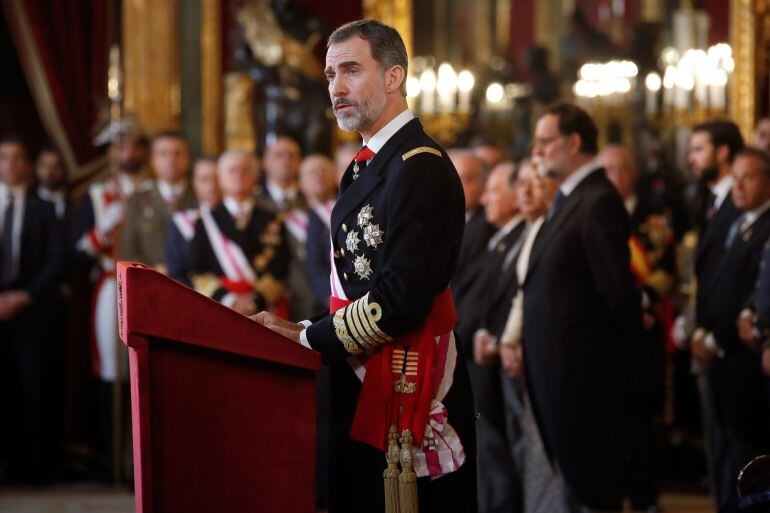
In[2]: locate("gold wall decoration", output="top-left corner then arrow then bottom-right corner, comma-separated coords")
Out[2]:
224,72 -> 257,152
730,0 -> 756,139
123,0 -> 181,133
363,0 -> 413,58
202,0 -> 223,155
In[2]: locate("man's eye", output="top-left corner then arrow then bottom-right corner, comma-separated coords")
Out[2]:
326,74 -> 335,81
348,68 -> 358,75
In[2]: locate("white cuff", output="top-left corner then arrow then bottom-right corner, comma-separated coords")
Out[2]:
299,329 -> 311,349
221,292 -> 238,308
299,319 -> 312,328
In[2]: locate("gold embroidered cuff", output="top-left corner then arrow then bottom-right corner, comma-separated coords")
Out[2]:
334,308 -> 362,354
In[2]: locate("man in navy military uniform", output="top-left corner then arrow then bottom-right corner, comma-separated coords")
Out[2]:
188,150 -> 290,317
255,19 -> 477,513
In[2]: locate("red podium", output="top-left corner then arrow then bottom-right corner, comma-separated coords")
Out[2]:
117,262 -> 321,513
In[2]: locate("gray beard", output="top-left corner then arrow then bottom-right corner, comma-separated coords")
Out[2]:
335,110 -> 370,132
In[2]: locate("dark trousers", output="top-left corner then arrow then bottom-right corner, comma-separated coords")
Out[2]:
468,360 -> 524,513
0,304 -> 56,483
625,406 -> 659,510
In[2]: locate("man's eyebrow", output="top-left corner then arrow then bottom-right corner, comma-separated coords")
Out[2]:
325,60 -> 362,73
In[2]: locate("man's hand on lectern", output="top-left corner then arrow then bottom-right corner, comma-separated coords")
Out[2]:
251,311 -> 303,343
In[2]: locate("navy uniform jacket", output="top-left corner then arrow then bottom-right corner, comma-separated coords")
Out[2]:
522,169 -> 641,510
187,202 -> 290,311
700,208 -> 770,450
304,118 -> 477,513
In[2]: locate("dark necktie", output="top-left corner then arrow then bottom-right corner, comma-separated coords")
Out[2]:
1,195 -> 15,287
352,146 -> 376,180
549,190 -> 566,218
725,213 -> 748,249
706,191 -> 718,221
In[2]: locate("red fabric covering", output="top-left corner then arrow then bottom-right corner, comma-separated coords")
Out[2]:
118,262 -> 320,513
1,0 -> 107,166
330,289 -> 457,451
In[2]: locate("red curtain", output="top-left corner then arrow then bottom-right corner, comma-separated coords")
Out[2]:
1,0 -> 108,177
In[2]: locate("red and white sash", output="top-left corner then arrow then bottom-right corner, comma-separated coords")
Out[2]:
284,208 -> 309,245
172,208 -> 200,241
328,250 -> 465,479
200,206 -> 256,291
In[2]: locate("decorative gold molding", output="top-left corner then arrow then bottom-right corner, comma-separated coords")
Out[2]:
201,0 -> 223,155
123,0 -> 181,133
730,0 -> 756,139
362,0 -> 413,58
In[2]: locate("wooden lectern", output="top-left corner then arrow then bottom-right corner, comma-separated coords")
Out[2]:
117,262 -> 321,513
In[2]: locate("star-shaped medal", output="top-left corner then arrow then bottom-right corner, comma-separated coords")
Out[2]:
353,254 -> 373,280
357,204 -> 374,227
346,230 -> 361,253
363,223 -> 385,248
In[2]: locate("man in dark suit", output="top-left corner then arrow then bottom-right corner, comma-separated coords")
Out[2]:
0,136 -> 64,484
697,148 -> 770,513
188,150 -> 290,317
467,161 -> 527,513
686,121 -> 744,505
300,154 -> 338,310
601,146 -> 677,512
120,131 -> 197,271
254,19 -> 477,513
522,104 -> 641,512
449,149 -> 496,353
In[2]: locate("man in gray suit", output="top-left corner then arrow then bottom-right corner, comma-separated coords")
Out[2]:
120,131 -> 197,271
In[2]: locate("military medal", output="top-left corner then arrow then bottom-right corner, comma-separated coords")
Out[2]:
353,161 -> 360,180
357,204 -> 374,227
346,230 -> 361,253
353,254 -> 373,280
364,223 -> 384,248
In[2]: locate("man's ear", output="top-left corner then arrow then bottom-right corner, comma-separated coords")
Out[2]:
567,133 -> 582,157
385,65 -> 405,94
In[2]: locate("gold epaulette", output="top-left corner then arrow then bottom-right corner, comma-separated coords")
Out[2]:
402,146 -> 442,161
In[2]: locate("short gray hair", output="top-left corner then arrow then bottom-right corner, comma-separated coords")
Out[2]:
328,19 -> 408,96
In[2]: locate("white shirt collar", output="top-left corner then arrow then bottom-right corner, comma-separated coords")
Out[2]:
488,214 -> 523,250
364,109 -> 415,154
157,180 -> 186,203
624,193 -> 638,215
0,183 -> 27,204
742,198 -> 770,229
711,174 -> 734,209
559,158 -> 599,197
223,196 -> 254,219
265,180 -> 297,207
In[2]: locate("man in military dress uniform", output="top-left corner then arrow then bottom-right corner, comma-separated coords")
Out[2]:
255,19 -> 477,513
120,131 -> 197,271
188,150 -> 290,317
74,119 -> 150,382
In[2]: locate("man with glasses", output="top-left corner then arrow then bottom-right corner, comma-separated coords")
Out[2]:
521,104 -> 641,513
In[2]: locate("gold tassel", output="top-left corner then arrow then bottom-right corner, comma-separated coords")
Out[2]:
383,425 -> 401,513
398,429 -> 419,513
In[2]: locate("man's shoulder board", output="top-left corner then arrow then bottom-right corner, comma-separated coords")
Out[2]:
402,146 -> 442,161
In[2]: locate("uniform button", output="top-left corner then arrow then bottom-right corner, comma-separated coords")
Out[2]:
334,250 -> 343,259
343,272 -> 349,281
342,223 -> 348,232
